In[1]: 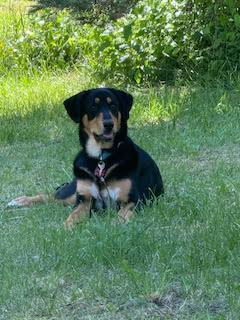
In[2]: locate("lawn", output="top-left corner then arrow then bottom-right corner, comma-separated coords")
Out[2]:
1,72 -> 240,319
1,1 -> 240,319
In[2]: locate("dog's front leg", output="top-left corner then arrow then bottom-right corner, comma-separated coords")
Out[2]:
117,202 -> 135,223
64,198 -> 91,230
104,178 -> 136,223
64,179 -> 99,229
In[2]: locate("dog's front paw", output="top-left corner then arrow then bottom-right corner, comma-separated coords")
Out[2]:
64,217 -> 76,230
64,204 -> 89,230
117,203 -> 135,224
7,196 -> 33,208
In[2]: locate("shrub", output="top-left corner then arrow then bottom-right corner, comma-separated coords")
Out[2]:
85,0 -> 240,83
0,9 -> 82,74
33,0 -> 139,18
1,0 -> 240,82
187,0 -> 240,75
82,0 -> 192,83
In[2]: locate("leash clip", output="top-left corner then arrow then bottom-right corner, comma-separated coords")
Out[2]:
95,160 -> 106,181
98,160 -> 105,175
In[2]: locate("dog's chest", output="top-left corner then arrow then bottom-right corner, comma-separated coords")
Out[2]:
94,185 -> 120,210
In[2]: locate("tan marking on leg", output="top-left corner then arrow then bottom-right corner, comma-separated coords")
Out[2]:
7,194 -> 50,208
8,192 -> 77,208
106,179 -> 132,203
64,179 -> 98,229
61,194 -> 77,206
118,202 -> 135,223
77,180 -> 99,199
64,200 -> 91,230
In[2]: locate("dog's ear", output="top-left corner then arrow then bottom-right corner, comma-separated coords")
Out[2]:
63,91 -> 89,123
108,88 -> 133,120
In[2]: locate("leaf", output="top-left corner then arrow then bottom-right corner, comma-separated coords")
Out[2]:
119,54 -> 130,63
234,14 -> 240,28
134,69 -> 142,84
123,23 -> 132,41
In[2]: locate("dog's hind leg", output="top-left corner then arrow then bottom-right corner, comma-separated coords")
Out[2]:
54,180 -> 77,206
7,180 -> 77,208
7,193 -> 50,208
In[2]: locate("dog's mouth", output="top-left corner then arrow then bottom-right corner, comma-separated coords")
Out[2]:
94,131 -> 114,142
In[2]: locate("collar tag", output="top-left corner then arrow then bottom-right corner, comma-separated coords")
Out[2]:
94,160 -> 106,179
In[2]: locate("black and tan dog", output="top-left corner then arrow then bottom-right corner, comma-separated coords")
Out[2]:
8,88 -> 164,228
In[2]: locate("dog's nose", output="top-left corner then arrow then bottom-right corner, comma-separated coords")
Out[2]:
103,119 -> 114,132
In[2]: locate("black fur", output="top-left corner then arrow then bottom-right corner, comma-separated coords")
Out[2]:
55,88 -> 164,208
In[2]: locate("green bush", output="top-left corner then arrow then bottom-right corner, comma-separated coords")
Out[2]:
81,0 -> 192,83
187,0 -> 240,75
1,0 -> 240,82
82,0 -> 240,83
0,9 -> 82,74
33,0 -> 139,18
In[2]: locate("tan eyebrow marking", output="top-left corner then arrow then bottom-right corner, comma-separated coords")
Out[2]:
106,97 -> 112,104
95,97 -> 100,104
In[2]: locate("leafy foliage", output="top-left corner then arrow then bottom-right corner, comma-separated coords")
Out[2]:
0,9 -> 82,74
187,0 -> 240,75
1,0 -> 240,81
32,0 -> 139,18
82,0 -> 192,83
84,0 -> 240,82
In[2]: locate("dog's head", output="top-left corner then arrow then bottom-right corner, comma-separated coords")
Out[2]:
64,88 -> 133,155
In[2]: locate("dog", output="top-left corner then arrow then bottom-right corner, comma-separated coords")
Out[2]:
8,88 -> 164,228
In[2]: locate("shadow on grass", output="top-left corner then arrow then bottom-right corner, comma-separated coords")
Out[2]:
30,0 -> 93,10
0,102 -> 75,145
1,84 -> 239,151
30,0 -> 136,20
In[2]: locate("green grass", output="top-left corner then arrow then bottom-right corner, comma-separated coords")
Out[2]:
1,1 -> 240,319
1,72 -> 240,319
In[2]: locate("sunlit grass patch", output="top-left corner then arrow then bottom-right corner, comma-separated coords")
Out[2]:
1,2 -> 240,318
1,75 -> 240,318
